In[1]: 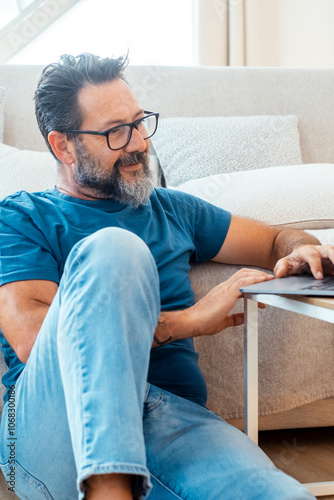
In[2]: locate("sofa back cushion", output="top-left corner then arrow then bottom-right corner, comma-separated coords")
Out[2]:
152,115 -> 302,186
2,65 -> 334,166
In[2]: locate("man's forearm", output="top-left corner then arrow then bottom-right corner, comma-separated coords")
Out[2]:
152,309 -> 195,348
271,228 -> 321,269
152,269 -> 275,347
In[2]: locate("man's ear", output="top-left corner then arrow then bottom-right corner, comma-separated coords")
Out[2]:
48,131 -> 76,165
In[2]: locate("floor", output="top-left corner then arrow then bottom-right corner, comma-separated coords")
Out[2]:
259,427 -> 334,499
0,426 -> 333,498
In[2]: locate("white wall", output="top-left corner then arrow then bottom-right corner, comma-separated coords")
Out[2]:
245,0 -> 334,67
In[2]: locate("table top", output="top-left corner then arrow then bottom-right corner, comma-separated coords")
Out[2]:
244,293 -> 334,310
288,295 -> 334,311
244,292 -> 334,317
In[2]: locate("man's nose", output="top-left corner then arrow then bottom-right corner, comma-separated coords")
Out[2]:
124,127 -> 147,153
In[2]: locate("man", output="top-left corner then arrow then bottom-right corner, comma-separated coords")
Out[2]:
0,53 -> 331,500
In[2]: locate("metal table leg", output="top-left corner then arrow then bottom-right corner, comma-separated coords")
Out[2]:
244,297 -> 259,445
243,294 -> 334,496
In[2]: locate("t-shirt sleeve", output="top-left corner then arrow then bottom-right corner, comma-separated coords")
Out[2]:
168,189 -> 232,263
0,195 -> 59,286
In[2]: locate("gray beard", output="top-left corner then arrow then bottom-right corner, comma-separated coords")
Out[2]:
73,138 -> 154,208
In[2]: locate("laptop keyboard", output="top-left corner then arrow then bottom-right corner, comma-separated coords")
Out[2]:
301,278 -> 334,291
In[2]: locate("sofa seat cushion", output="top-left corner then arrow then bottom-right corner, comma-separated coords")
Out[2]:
173,163 -> 334,230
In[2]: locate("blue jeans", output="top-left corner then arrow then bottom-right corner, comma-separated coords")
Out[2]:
0,228 -> 314,499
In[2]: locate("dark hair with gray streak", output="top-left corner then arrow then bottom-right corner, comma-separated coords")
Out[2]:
34,52 -> 129,159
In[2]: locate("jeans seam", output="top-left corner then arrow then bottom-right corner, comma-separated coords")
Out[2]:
67,248 -> 91,463
72,322 -> 90,461
1,461 -> 54,499
150,472 -> 186,500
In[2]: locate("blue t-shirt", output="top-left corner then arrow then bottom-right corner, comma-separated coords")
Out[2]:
0,187 -> 231,406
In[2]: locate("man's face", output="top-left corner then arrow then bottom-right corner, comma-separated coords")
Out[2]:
71,79 -> 154,207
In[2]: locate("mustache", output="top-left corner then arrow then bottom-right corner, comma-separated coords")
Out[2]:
114,152 -> 148,169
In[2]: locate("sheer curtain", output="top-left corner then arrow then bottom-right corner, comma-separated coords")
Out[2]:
193,0 -> 245,66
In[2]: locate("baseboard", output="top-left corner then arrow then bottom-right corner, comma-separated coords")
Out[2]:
227,397 -> 334,431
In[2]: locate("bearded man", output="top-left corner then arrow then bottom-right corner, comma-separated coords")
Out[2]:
0,53 -> 328,500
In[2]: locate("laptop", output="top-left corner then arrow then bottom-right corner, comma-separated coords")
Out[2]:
240,274 -> 334,296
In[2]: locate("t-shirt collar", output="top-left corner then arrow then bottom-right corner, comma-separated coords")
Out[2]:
48,186 -> 130,212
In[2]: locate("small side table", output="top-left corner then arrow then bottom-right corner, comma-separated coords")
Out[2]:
244,293 -> 334,497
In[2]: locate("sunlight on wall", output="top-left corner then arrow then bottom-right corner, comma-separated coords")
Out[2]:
8,0 -> 194,65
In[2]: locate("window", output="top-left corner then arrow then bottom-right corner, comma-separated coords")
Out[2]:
0,0 -> 35,31
5,0 -> 195,66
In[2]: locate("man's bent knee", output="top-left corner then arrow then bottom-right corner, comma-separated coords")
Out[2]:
79,227 -> 152,262
65,227 -> 158,285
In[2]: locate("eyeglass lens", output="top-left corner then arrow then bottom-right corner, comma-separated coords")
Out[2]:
108,115 -> 157,149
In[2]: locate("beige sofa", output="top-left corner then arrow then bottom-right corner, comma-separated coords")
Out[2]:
0,64 -> 334,498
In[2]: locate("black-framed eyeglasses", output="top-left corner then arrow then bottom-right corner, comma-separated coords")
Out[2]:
66,111 -> 159,151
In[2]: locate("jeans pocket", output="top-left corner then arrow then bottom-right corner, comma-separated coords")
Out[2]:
0,461 -> 53,500
144,385 -> 166,412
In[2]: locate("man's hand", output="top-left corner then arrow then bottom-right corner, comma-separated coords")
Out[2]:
274,244 -> 334,279
153,269 -> 274,347
189,268 -> 273,337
